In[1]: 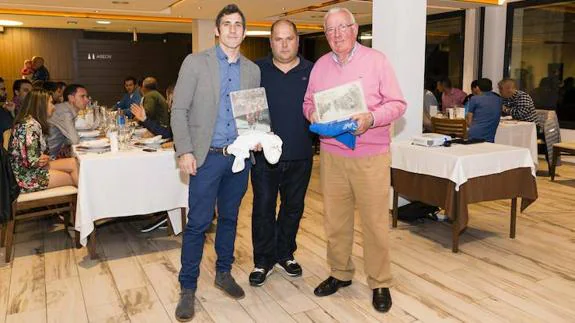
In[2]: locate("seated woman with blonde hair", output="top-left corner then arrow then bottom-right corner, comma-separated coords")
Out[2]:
8,88 -> 78,192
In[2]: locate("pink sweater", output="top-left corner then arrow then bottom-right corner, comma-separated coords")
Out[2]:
303,44 -> 407,157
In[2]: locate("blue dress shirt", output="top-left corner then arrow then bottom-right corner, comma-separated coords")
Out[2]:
115,90 -> 142,118
211,45 -> 240,148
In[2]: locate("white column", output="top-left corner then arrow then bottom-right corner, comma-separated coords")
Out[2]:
462,9 -> 480,93
372,0 -> 427,141
482,5 -> 507,86
373,0 -> 426,208
192,19 -> 216,53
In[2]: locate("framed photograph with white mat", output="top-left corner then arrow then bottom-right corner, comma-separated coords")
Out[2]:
313,80 -> 368,123
230,87 -> 271,134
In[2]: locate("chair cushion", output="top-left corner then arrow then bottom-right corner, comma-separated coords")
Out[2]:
17,186 -> 78,203
554,142 -> 575,151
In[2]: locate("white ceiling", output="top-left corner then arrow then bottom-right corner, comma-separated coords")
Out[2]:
0,0 -> 501,34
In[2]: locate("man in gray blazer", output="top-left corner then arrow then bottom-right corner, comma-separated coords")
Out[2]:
171,4 -> 260,322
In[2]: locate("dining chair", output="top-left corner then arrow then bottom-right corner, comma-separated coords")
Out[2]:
550,142 -> 575,181
431,117 -> 468,139
1,130 -> 79,263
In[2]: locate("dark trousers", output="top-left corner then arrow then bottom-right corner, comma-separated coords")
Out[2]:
250,154 -> 313,268
179,151 -> 250,290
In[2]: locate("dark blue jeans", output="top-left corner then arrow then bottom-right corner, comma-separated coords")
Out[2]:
179,151 -> 249,290
250,153 -> 313,268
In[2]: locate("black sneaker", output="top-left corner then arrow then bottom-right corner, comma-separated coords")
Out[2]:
249,266 -> 274,287
140,215 -> 168,233
275,259 -> 302,277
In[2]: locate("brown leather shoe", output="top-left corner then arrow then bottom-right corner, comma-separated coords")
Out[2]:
372,288 -> 392,313
314,276 -> 352,297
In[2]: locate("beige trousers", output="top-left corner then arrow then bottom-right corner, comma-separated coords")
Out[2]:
320,150 -> 392,289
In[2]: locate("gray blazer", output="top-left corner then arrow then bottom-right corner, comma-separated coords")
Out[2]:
171,46 -> 261,168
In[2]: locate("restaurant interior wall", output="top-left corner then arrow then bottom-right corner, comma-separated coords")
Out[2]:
0,27 -> 271,107
299,10 -> 466,97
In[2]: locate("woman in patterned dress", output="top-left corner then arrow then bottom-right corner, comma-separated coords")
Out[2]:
8,88 -> 78,193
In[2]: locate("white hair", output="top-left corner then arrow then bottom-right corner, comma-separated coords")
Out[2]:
323,7 -> 356,28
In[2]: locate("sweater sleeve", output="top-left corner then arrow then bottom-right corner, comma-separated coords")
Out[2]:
303,66 -> 318,122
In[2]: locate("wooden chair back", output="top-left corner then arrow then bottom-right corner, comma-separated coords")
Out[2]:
431,117 -> 468,139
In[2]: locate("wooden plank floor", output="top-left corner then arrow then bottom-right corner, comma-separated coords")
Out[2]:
2,157 -> 575,323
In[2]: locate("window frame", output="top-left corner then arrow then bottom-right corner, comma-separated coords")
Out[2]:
504,0 -> 575,128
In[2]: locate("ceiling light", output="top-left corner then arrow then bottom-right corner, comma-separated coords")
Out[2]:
67,20 -> 78,25
96,20 -> 111,25
197,6 -> 202,10
246,31 -> 271,36
0,19 -> 23,26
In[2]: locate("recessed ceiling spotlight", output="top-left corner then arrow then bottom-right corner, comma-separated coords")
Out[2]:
66,20 -> 78,25
197,6 -> 202,10
178,15 -> 183,18
282,7 -> 286,11
96,20 -> 111,25
0,19 -> 23,26
94,10 -> 100,13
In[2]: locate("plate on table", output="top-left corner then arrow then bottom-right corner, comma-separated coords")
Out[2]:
134,127 -> 148,137
136,135 -> 168,146
78,130 -> 100,138
77,138 -> 110,149
500,120 -> 519,125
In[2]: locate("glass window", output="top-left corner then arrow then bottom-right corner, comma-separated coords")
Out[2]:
425,12 -> 466,91
506,1 -> 575,128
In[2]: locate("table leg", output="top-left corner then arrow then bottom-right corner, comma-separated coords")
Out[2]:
392,189 -> 399,228
510,198 -> 517,239
166,214 -> 175,236
88,230 -> 98,259
550,147 -> 559,181
181,208 -> 187,232
452,191 -> 460,253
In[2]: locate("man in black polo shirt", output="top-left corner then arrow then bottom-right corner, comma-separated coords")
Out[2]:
249,19 -> 314,286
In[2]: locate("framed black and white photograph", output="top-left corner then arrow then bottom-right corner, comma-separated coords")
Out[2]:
230,87 -> 272,134
313,80 -> 368,123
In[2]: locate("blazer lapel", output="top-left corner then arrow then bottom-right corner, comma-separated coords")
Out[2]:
240,55 -> 249,90
206,48 -> 220,106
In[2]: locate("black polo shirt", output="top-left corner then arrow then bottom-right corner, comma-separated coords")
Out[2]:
256,55 -> 314,161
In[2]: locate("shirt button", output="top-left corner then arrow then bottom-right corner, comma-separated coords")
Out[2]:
227,109 -> 229,112
227,123 -> 230,126
228,78 -> 231,81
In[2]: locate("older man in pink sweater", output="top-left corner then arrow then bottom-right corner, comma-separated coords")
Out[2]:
303,7 -> 407,313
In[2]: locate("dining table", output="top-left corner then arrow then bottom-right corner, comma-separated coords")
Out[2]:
73,124 -> 188,259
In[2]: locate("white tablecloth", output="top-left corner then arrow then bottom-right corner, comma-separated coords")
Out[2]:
495,121 -> 538,165
391,141 -> 535,191
74,148 -> 188,246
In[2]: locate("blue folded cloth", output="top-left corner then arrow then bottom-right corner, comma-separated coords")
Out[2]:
309,119 -> 358,149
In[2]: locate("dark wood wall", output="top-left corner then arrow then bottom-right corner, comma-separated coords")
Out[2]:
0,27 -> 272,106
75,37 -> 191,106
0,28 -> 81,96
241,37 -> 271,62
